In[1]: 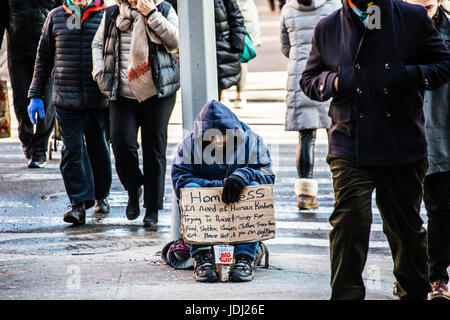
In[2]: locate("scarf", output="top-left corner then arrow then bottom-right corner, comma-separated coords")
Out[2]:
66,0 -> 95,19
116,3 -> 156,102
348,0 -> 374,27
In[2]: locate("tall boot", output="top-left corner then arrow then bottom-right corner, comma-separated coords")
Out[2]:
295,178 -> 319,210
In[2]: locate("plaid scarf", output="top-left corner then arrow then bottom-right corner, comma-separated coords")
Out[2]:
348,0 -> 374,27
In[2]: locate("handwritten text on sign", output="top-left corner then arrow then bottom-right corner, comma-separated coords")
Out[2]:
180,185 -> 276,244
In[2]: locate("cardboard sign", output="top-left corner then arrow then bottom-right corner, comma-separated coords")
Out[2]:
179,185 -> 276,245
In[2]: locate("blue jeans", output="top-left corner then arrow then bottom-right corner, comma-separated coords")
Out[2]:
185,181 -> 260,259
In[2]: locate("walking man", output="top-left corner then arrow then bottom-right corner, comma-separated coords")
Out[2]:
300,0 -> 450,299
28,0 -> 112,225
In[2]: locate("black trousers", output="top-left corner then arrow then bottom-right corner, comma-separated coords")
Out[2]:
109,94 -> 176,211
424,170 -> 450,284
296,129 -> 316,179
56,107 -> 112,209
327,155 -> 431,300
7,52 -> 55,157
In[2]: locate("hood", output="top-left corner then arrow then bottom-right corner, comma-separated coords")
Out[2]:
193,100 -> 246,138
287,0 -> 327,11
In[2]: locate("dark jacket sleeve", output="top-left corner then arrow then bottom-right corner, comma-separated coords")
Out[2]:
28,11 -> 56,99
0,1 -> 8,46
300,23 -> 338,102
404,11 -> 450,91
225,0 -> 246,53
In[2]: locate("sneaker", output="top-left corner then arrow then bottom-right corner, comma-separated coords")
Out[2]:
297,195 -> 319,210
126,187 -> 142,220
192,250 -> 219,282
229,254 -> 255,282
430,280 -> 450,300
28,154 -> 46,168
94,198 -> 110,217
63,203 -> 86,226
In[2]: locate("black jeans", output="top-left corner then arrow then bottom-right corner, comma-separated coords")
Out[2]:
424,170 -> 450,284
56,107 -> 112,209
327,155 -> 431,300
296,129 -> 316,179
109,94 -> 176,211
7,53 -> 55,158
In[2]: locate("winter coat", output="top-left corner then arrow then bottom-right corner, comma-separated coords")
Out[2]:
300,0 -> 450,167
28,0 -> 108,110
92,1 -> 179,101
171,100 -> 275,199
281,0 -> 340,131
215,0 -> 247,91
236,0 -> 262,46
6,0 -> 63,59
424,7 -> 450,175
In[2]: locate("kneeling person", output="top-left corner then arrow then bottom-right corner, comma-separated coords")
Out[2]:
171,100 -> 275,282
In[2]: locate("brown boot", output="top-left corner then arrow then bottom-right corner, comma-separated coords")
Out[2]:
430,280 -> 450,300
295,179 -> 319,210
297,195 -> 319,209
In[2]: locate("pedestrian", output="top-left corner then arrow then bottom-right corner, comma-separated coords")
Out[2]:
404,0 -> 450,301
214,0 -> 247,101
5,0 -> 61,168
281,0 -> 340,210
171,100 -> 275,282
28,0 -> 112,225
92,0 -> 179,228
300,0 -> 450,300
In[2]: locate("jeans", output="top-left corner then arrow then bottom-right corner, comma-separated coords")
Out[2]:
327,155 -> 430,300
56,107 -> 111,209
424,170 -> 450,284
7,54 -> 55,158
185,181 -> 260,259
109,94 -> 176,211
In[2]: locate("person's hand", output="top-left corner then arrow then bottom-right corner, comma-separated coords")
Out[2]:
137,0 -> 156,16
27,98 -> 45,125
222,175 -> 247,204
333,76 -> 339,93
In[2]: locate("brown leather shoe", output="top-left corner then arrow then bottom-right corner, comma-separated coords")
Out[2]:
430,280 -> 450,300
297,195 -> 319,210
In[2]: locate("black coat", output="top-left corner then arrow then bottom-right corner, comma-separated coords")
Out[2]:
300,0 -> 450,167
97,2 -> 180,101
6,0 -> 62,58
28,4 -> 107,110
214,0 -> 246,91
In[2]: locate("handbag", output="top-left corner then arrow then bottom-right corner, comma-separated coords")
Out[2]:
239,32 -> 257,63
0,80 -> 11,139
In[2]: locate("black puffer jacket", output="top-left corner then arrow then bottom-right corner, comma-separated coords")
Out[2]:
214,0 -> 246,91
6,0 -> 62,58
28,3 -> 107,110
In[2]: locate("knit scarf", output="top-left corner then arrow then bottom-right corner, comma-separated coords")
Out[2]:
117,3 -> 156,102
348,0 -> 374,27
66,0 -> 95,19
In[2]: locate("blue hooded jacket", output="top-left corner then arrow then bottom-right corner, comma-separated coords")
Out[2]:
171,100 -> 275,199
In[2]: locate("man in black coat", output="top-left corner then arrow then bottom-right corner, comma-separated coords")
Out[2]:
28,0 -> 111,225
300,0 -> 450,299
4,0 -> 62,168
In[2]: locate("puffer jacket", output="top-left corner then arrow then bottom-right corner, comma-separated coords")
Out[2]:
171,100 -> 275,199
6,0 -> 62,58
92,1 -> 179,101
28,0 -> 108,110
236,0 -> 262,46
424,7 -> 450,175
215,0 -> 246,91
281,0 -> 340,131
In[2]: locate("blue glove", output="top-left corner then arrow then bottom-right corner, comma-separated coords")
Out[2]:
27,98 -> 45,125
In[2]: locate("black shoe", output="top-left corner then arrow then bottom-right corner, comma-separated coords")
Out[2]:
193,250 -> 219,282
94,198 -> 110,217
229,254 -> 255,282
63,204 -> 86,225
28,154 -> 46,168
126,187 -> 142,220
143,209 -> 158,228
